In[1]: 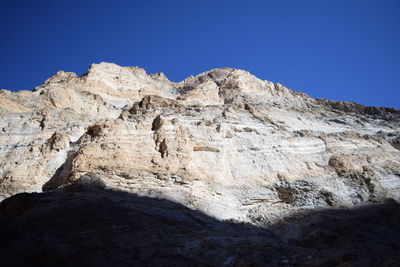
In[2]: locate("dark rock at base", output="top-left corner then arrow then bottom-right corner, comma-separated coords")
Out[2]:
0,185 -> 399,266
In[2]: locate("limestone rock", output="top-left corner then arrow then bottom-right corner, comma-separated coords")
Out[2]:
0,62 -> 399,225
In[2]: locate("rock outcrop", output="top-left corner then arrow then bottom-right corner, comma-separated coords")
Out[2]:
1,185 -> 399,266
1,62 -> 400,224
1,62 -> 400,265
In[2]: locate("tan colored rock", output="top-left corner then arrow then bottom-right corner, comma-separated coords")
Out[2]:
1,62 -> 400,223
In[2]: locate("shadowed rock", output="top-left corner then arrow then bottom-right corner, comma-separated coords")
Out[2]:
0,185 -> 399,266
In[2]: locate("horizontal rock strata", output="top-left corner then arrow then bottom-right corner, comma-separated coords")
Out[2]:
0,62 -> 399,225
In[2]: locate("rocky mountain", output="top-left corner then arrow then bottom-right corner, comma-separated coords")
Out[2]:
1,62 -> 399,266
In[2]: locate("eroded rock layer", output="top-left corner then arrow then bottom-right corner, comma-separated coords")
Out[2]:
1,62 -> 400,225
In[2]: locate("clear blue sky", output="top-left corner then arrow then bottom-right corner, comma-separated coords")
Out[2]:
1,0 -> 399,108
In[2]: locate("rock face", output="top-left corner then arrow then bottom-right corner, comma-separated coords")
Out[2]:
1,62 -> 400,265
1,62 -> 400,223
1,185 -> 399,266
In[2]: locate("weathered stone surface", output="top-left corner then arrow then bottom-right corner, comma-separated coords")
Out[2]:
0,185 -> 399,266
0,62 -> 399,226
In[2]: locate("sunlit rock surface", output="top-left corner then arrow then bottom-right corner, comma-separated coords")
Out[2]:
1,62 -> 400,225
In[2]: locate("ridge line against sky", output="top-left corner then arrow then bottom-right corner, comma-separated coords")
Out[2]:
0,0 -> 399,108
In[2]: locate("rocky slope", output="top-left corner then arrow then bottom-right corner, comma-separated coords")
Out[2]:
1,62 -> 400,265
1,184 -> 399,266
